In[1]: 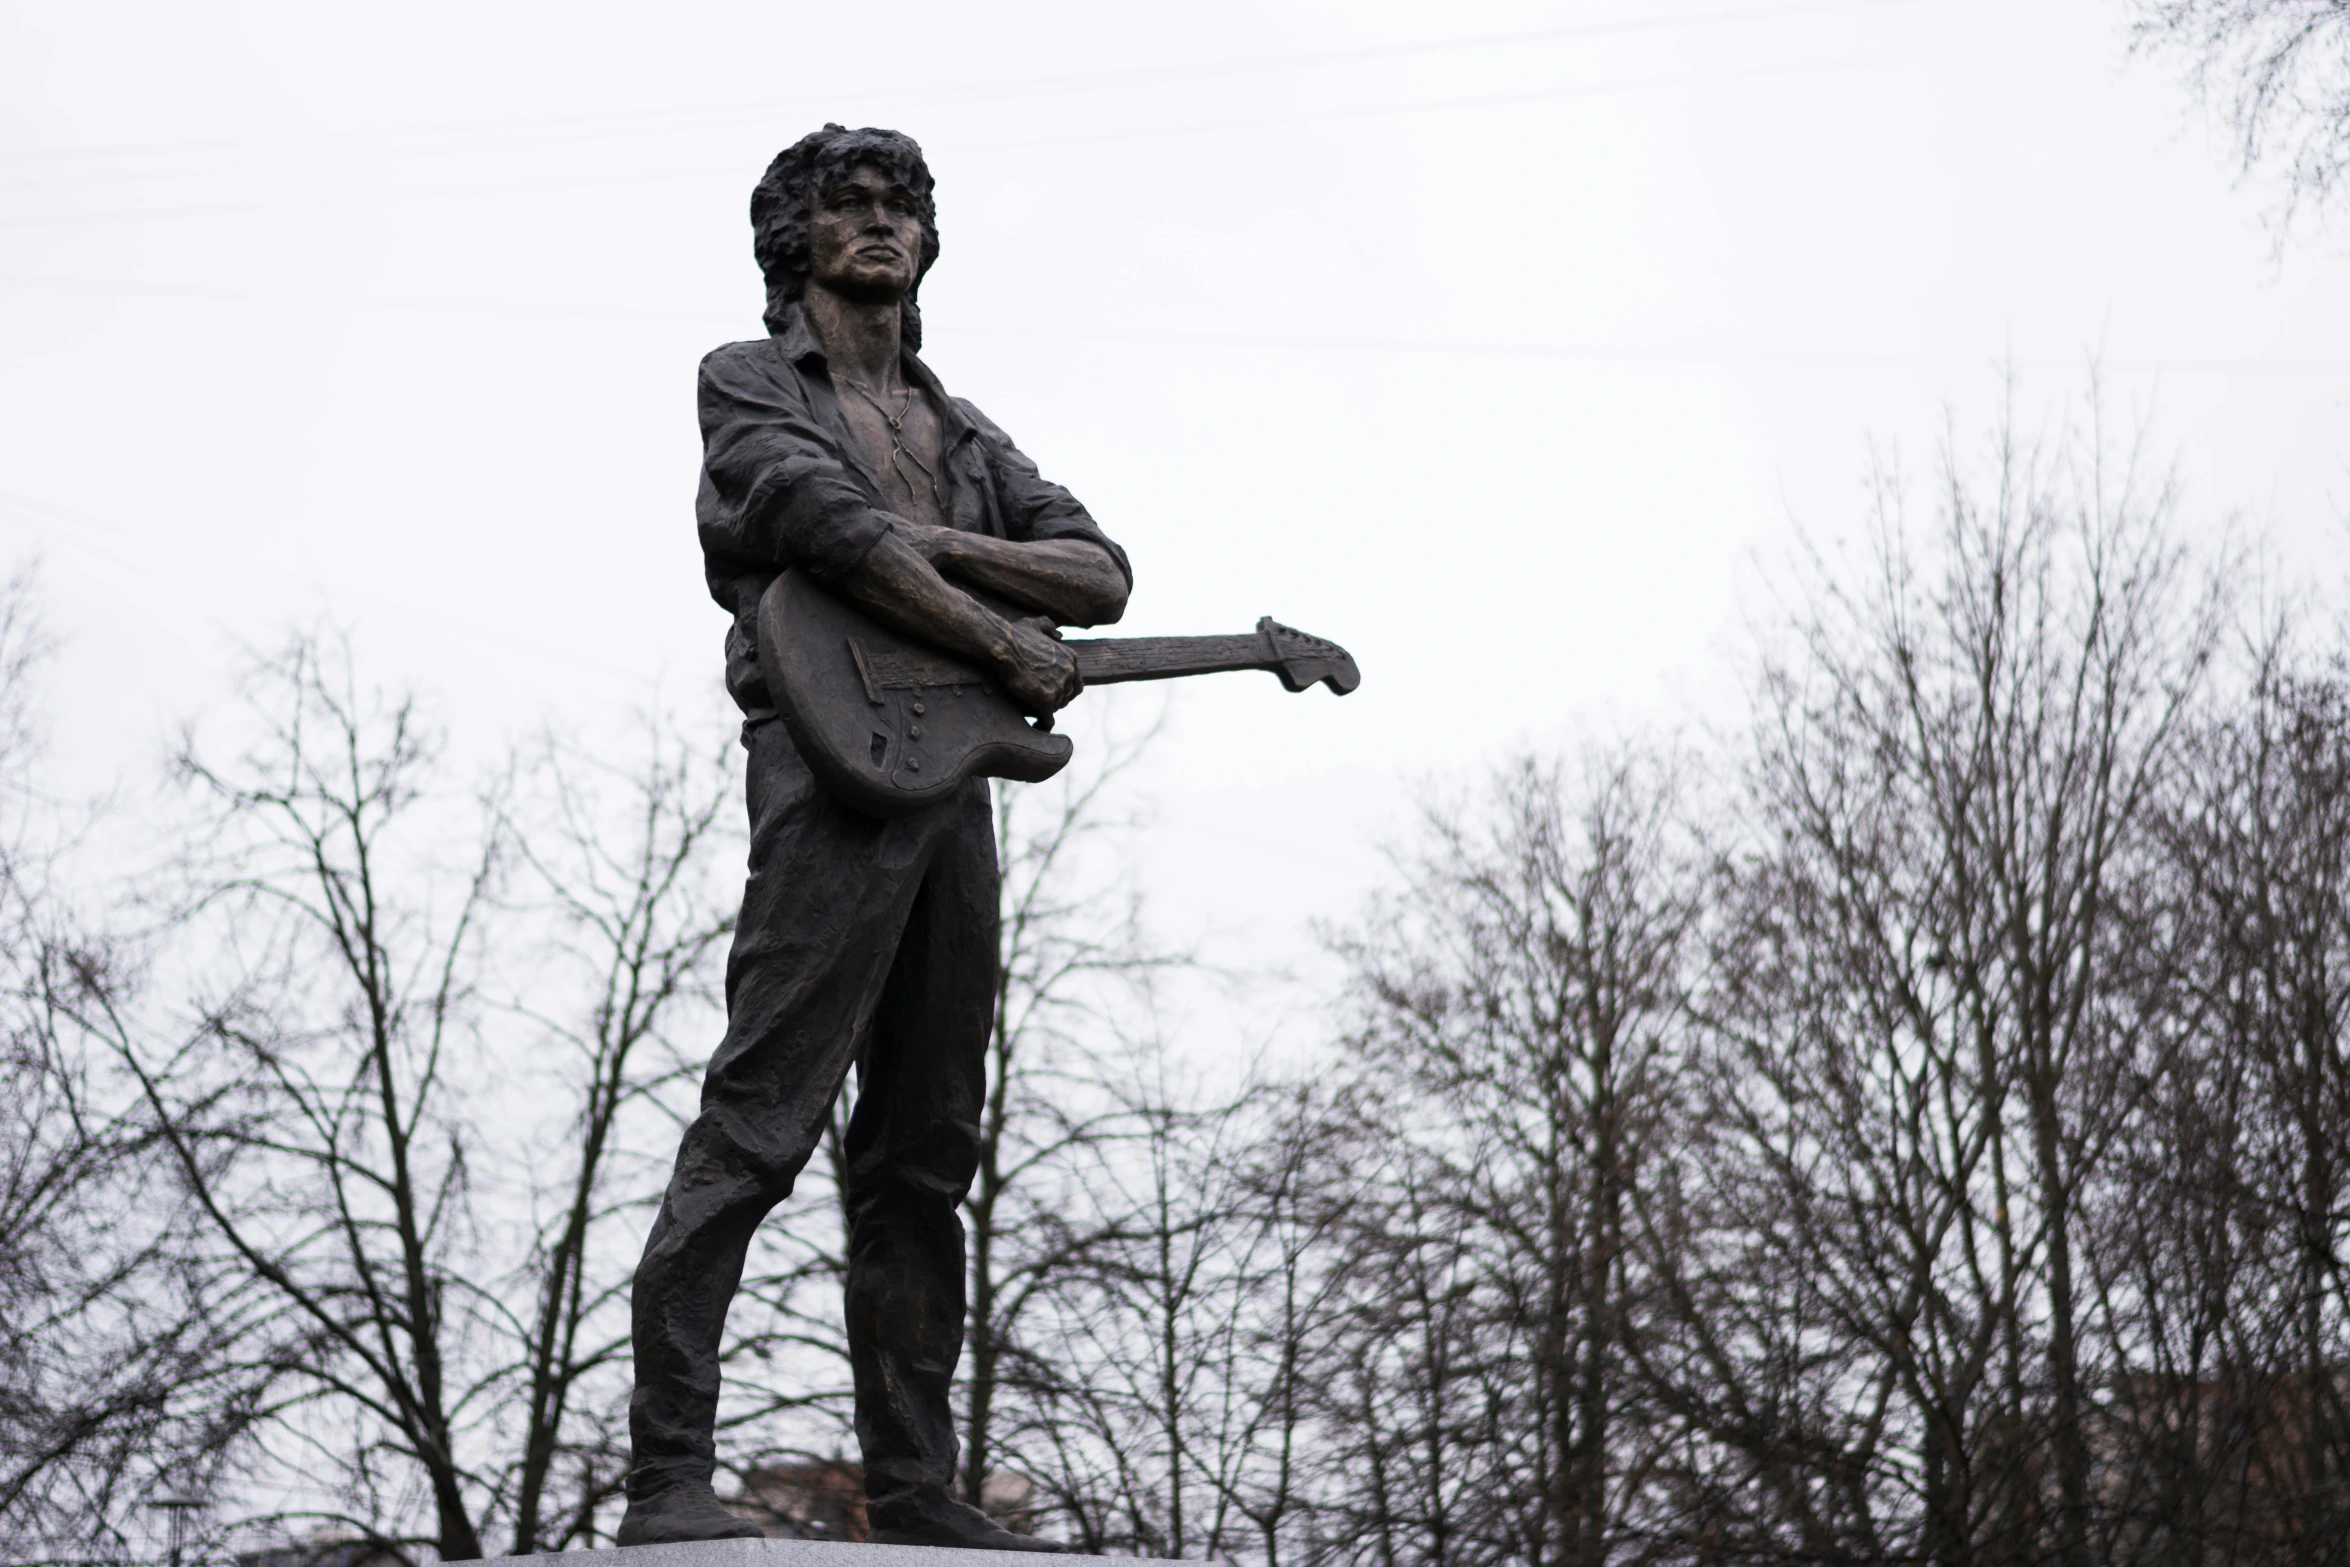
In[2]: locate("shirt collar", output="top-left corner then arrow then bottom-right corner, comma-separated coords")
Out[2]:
901,347 -> 975,443
770,302 -> 827,367
771,301 -> 974,444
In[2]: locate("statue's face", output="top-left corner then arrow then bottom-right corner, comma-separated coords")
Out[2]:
806,163 -> 925,302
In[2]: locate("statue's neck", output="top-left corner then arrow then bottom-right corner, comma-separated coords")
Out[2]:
803,282 -> 904,390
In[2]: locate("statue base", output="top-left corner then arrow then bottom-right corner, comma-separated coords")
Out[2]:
561,1539 -> 1105,1566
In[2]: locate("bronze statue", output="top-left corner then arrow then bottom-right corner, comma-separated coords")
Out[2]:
620,124 -> 1352,1551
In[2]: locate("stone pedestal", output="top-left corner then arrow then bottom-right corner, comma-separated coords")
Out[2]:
558,1540 -> 1108,1567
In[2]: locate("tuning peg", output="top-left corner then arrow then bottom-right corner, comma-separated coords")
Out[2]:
1257,617 -> 1361,696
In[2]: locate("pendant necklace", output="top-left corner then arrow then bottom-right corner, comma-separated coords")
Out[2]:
841,375 -> 946,511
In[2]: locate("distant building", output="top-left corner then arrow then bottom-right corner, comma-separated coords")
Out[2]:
725,1461 -> 1040,1542
726,1459 -> 867,1541
2094,1365 -> 2350,1556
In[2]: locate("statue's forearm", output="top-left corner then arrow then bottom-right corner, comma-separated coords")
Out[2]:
838,532 -> 1018,668
931,534 -> 1128,627
834,532 -> 1083,714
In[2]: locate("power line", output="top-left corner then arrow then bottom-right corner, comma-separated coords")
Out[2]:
2,274 -> 2342,376
986,325 -> 2350,377
0,272 -> 744,326
967,32 -> 2090,151
0,31 -> 2083,231
0,0 -> 1931,172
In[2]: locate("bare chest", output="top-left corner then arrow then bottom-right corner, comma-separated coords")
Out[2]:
835,379 -> 951,531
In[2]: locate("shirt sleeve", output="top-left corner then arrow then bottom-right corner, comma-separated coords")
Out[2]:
697,345 -> 897,586
957,398 -> 1133,588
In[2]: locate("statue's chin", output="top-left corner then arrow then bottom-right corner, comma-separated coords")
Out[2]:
814,272 -> 912,307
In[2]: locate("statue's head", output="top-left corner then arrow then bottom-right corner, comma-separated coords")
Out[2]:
752,124 -> 940,346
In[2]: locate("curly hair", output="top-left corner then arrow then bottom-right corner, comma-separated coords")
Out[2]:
751,124 -> 940,348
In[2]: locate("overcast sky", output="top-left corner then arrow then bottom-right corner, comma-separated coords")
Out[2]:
4,0 -> 2346,1044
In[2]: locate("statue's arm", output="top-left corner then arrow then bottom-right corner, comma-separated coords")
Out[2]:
834,533 -> 1080,714
905,530 -> 1128,627
925,398 -> 1132,627
699,351 -> 896,583
698,352 -> 1078,713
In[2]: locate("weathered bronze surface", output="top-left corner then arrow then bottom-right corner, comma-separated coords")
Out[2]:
620,124 -> 1354,1553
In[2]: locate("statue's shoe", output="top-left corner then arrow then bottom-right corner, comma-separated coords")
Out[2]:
867,1489 -> 1069,1553
614,1486 -> 767,1546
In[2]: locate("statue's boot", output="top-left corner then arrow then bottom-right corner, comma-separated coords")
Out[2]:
866,1487 -> 1069,1553
615,1484 -> 767,1547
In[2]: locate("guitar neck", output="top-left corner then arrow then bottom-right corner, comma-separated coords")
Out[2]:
1065,633 -> 1272,686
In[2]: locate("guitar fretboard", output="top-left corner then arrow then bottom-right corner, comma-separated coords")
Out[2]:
1066,634 -> 1270,686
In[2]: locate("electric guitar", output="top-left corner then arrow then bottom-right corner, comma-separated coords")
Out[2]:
757,569 -> 1360,818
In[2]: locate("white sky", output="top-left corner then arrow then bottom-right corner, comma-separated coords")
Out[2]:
4,0 -> 2347,1047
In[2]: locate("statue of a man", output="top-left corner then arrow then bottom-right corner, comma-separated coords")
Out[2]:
618,125 -> 1129,1551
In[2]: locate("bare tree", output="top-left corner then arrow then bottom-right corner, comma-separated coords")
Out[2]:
2105,613 -> 2350,1560
1309,1128 -> 1494,1567
990,1048 -> 1359,1564
1660,404 -> 2219,1564
0,566 -> 254,1559
2131,0 -> 2350,228
1210,1082 -> 1359,1567
960,712 -> 1183,1520
1324,747 -> 1704,1567
491,723 -> 739,1551
48,635 -> 737,1560
111,636 -> 506,1561
1010,1066 -> 1239,1556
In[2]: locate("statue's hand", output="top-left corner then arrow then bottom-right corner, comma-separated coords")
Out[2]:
997,615 -> 1080,715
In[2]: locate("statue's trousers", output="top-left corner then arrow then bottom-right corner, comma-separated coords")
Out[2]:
628,717 -> 998,1508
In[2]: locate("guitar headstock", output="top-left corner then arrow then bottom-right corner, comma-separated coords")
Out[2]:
1257,617 -> 1361,695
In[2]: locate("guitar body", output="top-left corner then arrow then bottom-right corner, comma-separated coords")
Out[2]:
759,570 -> 1075,819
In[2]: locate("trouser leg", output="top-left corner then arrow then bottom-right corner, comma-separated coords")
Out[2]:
844,780 -> 1000,1510
627,724 -> 961,1499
